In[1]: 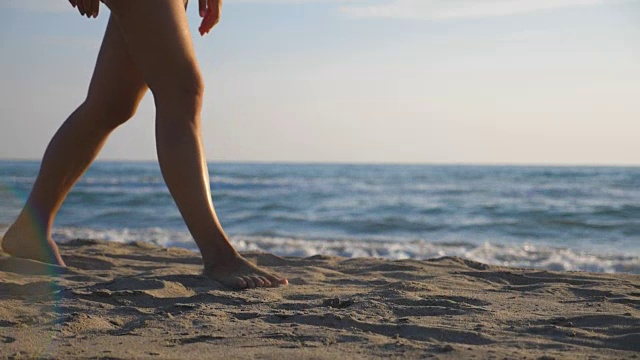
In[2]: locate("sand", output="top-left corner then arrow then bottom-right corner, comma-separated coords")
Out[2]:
0,239 -> 639,359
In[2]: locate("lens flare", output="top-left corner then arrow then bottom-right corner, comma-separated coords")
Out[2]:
1,182 -> 67,355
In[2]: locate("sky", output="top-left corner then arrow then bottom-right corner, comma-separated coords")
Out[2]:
0,0 -> 639,165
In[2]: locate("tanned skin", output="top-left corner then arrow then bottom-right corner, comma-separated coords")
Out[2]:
1,0 -> 287,290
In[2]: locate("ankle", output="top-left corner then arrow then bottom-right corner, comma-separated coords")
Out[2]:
203,248 -> 242,269
3,213 -> 49,246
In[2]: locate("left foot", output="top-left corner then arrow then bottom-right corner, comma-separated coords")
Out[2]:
204,254 -> 288,289
1,218 -> 66,266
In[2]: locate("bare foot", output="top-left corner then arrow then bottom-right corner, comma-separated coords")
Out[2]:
1,219 -> 66,266
204,254 -> 288,290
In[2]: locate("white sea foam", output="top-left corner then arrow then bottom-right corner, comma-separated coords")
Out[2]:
46,227 -> 640,275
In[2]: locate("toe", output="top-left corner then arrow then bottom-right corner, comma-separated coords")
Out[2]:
235,276 -> 248,289
266,274 -> 287,286
252,276 -> 265,287
258,276 -> 272,287
242,275 -> 256,289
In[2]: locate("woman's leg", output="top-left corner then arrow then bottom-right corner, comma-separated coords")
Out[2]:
1,15 -> 148,266
105,0 -> 286,289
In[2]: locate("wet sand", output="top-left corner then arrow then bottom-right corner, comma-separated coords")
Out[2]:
1,239 -> 639,359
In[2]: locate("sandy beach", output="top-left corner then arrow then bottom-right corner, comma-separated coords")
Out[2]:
1,239 -> 638,359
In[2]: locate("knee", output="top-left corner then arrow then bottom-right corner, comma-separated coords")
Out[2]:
83,96 -> 140,130
151,69 -> 205,114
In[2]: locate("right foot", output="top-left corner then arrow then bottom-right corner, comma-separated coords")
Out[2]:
204,254 -> 288,290
1,220 -> 66,266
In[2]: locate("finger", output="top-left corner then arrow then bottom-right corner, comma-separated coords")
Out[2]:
211,4 -> 222,26
198,7 -> 210,35
92,0 -> 99,17
76,0 -> 85,16
199,0 -> 222,35
85,0 -> 95,18
81,0 -> 91,18
198,8 -> 210,36
205,15 -> 219,33
212,0 -> 222,26
75,0 -> 83,15
200,7 -> 219,35
85,0 -> 98,18
199,0 -> 206,17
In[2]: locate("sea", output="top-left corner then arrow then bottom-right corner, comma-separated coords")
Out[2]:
1,161 -> 639,274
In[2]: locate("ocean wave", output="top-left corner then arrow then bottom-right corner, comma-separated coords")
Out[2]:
79,176 -> 164,185
46,227 -> 640,275
0,176 -> 35,185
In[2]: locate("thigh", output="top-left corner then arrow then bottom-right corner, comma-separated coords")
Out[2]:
102,0 -> 202,100
86,14 -> 148,118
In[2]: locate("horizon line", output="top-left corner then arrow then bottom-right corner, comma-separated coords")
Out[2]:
1,157 -> 638,168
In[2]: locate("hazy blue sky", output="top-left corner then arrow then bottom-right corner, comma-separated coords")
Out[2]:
1,0 -> 639,165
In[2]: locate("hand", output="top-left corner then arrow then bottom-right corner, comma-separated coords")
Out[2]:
69,0 -> 100,18
198,0 -> 223,36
